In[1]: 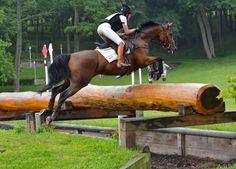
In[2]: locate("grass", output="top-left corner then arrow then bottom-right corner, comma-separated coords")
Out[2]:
0,129 -> 139,169
21,67 -> 44,80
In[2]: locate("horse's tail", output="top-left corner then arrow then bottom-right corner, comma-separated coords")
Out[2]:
38,54 -> 71,93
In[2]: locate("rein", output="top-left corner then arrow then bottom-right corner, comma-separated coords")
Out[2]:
128,26 -> 170,51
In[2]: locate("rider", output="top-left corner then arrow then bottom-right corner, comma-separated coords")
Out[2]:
97,4 -> 136,68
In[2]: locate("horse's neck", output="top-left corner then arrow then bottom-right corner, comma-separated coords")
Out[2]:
126,36 -> 149,51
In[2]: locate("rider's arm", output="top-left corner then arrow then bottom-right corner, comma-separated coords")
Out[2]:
122,24 -> 136,35
120,15 -> 136,35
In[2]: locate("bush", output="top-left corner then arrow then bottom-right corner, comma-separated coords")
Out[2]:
219,73 -> 236,102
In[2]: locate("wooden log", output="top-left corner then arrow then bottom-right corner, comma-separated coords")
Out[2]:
0,83 -> 224,118
69,83 -> 225,115
0,92 -> 51,111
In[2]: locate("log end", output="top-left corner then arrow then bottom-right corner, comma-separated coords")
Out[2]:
198,85 -> 225,115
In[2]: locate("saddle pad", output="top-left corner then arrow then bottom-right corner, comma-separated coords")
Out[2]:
95,47 -> 117,63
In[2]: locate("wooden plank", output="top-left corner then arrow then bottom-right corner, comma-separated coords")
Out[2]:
0,123 -> 17,130
55,109 -> 135,121
121,111 -> 236,130
135,129 -> 236,161
0,110 -> 26,121
51,123 -> 116,134
0,109 -> 135,121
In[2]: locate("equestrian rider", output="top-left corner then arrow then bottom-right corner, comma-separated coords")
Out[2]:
97,4 -> 136,68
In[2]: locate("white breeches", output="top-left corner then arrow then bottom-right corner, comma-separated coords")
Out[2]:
97,23 -> 124,45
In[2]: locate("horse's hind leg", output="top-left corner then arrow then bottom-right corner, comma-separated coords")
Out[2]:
46,82 -> 88,124
44,80 -> 70,116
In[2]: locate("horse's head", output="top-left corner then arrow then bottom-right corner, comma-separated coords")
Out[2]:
157,23 -> 177,54
137,21 -> 177,54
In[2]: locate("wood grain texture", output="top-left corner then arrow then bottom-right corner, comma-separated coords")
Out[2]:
69,83 -> 225,115
0,83 -> 225,119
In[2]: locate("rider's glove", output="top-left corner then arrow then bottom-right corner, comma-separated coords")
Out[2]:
135,25 -> 141,32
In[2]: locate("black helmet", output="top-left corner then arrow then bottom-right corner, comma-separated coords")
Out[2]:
120,4 -> 131,15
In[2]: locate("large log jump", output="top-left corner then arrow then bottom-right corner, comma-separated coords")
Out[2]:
1,83 -> 236,161
0,83 -> 225,120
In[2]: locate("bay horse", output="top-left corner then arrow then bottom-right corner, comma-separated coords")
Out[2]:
39,21 -> 176,124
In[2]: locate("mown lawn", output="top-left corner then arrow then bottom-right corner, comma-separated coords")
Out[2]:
0,129 -> 139,169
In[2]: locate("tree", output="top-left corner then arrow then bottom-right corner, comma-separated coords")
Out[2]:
64,0 -> 119,52
15,0 -> 22,91
14,0 -> 56,91
178,0 -> 216,59
0,40 -> 15,85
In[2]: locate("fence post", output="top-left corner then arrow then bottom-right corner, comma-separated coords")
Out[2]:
26,112 -> 36,132
119,116 -> 137,148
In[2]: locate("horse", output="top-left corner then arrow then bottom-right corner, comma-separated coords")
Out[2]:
39,21 -> 177,124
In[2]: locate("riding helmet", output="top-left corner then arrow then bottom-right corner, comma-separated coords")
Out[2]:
120,4 -> 131,15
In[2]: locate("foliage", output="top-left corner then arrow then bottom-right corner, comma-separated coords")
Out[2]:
0,0 -> 16,42
0,40 -> 15,84
64,0 -> 119,38
219,73 -> 236,102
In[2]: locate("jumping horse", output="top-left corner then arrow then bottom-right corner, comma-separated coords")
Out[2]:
39,21 -> 177,124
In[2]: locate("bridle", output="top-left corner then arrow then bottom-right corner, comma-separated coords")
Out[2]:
132,24 -> 174,51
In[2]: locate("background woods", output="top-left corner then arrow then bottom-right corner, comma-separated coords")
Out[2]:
0,0 -> 235,91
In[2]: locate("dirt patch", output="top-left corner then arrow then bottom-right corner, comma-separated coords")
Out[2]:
151,153 -> 236,169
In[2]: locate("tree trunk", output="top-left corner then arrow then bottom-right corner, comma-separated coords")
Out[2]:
199,7 -> 215,57
14,0 -> 22,91
35,18 -> 39,53
196,12 -> 212,59
66,32 -> 71,53
73,5 -> 80,52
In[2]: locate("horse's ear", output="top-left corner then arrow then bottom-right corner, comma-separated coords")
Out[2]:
168,22 -> 173,28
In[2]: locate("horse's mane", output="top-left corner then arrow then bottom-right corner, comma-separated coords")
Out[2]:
140,21 -> 162,30
123,21 -> 162,40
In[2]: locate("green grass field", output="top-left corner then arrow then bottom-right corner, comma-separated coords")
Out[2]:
1,52 -> 236,169
0,129 -> 138,169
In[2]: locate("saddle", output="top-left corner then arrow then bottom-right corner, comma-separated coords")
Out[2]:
95,40 -> 131,65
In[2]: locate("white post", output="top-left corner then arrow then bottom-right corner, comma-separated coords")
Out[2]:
44,59 -> 49,85
147,65 -> 153,84
60,43 -> 63,54
138,68 -> 142,84
48,43 -> 53,64
29,46 -> 32,68
33,61 -> 37,84
42,44 -> 49,88
131,72 -> 135,85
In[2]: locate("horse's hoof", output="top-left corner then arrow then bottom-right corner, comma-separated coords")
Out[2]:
155,74 -> 161,80
46,116 -> 53,125
44,109 -> 52,116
